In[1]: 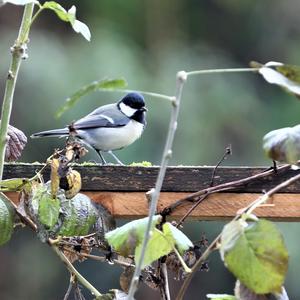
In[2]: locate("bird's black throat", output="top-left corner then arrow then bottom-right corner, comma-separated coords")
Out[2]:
131,110 -> 146,125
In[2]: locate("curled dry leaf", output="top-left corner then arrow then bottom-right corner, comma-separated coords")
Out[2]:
5,124 -> 27,161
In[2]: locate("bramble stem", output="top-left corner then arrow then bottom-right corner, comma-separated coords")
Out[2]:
52,245 -> 102,298
127,71 -> 187,299
0,3 -> 35,180
186,67 -> 259,77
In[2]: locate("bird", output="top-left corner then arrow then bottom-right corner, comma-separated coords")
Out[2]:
31,92 -> 147,165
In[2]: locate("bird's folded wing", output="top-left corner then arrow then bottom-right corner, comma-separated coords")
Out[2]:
74,111 -> 129,130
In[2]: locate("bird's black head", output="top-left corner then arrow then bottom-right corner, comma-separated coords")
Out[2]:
118,93 -> 147,124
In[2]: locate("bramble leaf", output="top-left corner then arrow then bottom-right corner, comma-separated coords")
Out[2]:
253,61 -> 300,97
105,215 -> 161,258
0,193 -> 15,246
0,178 -> 29,192
106,217 -> 193,268
263,124 -> 300,163
38,193 -> 60,229
221,219 -> 288,294
42,2 -> 90,41
55,78 -> 127,118
163,222 -> 193,254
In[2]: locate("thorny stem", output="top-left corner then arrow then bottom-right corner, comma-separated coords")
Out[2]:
177,167 -> 300,300
127,71 -> 187,299
52,245 -> 102,298
0,3 -> 35,180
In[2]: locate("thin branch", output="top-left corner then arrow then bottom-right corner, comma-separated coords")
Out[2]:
210,145 -> 232,187
63,274 -> 75,300
161,263 -> 171,300
0,3 -> 35,180
162,163 -> 291,216
51,245 -> 102,298
127,71 -> 187,299
186,67 -> 260,77
176,167 -> 300,300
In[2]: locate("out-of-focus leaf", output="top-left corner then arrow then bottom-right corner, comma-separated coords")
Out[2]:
105,215 -> 161,257
0,193 -> 15,246
0,178 -> 29,192
55,78 -> 128,118
263,124 -> 300,164
206,294 -> 237,300
163,222 -> 193,254
42,3 -> 90,41
222,219 -> 288,294
5,125 -> 27,161
3,0 -> 38,5
42,1 -> 69,21
254,61 -> 300,97
38,193 -> 60,229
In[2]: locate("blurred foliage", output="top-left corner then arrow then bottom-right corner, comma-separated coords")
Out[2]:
1,0 -> 300,299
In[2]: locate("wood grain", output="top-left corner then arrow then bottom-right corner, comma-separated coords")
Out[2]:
4,163 -> 300,192
6,191 -> 300,221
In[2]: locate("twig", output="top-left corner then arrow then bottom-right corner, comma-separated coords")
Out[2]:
210,145 -> 232,187
127,71 -> 187,299
176,168 -> 300,300
0,3 -> 35,180
186,67 -> 259,77
63,274 -> 75,300
162,163 -> 291,216
161,263 -> 171,300
51,245 -> 102,298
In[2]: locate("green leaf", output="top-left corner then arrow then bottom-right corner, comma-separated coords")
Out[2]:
263,124 -> 300,164
207,295 -> 236,300
0,178 -> 29,192
105,215 -> 161,257
0,193 -> 15,246
135,228 -> 173,268
38,193 -> 60,229
221,219 -> 288,294
42,3 -> 90,41
42,2 -> 69,21
3,0 -> 38,5
163,222 -> 193,254
256,61 -> 300,97
68,6 -> 91,41
55,78 -> 127,118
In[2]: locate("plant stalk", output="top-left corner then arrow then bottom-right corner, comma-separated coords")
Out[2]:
0,3 -> 35,180
127,71 -> 187,299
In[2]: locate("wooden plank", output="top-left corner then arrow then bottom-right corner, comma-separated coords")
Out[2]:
3,163 -> 300,193
6,191 -> 300,221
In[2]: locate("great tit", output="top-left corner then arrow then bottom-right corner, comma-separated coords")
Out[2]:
31,92 -> 147,164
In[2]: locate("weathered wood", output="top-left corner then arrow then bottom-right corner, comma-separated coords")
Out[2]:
6,191 -> 300,221
4,163 -> 300,192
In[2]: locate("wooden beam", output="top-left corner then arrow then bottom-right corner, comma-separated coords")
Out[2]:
6,191 -> 300,221
4,163 -> 300,192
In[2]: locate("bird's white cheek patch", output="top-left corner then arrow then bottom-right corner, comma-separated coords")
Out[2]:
119,102 -> 138,117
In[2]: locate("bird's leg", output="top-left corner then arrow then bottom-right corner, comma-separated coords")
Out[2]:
96,150 -> 107,165
108,150 -> 124,165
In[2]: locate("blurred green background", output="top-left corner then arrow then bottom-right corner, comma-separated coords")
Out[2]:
1,0 -> 300,299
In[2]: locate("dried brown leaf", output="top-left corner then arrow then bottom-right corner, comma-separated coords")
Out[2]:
5,125 -> 27,161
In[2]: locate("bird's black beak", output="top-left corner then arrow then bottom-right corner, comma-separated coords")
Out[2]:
141,107 -> 148,112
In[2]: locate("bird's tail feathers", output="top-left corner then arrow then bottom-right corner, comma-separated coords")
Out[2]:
31,128 -> 69,138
